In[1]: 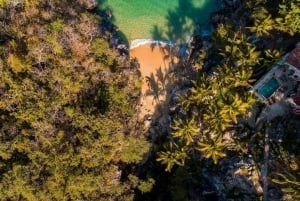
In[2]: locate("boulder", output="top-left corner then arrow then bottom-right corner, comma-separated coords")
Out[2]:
77,0 -> 98,10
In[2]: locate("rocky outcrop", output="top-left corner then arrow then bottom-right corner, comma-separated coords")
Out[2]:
77,0 -> 98,10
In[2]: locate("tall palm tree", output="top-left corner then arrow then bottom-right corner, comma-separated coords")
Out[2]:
220,93 -> 254,124
272,172 -> 300,200
216,64 -> 236,86
179,75 -> 214,111
276,1 -> 300,36
238,45 -> 262,69
156,142 -> 188,172
171,118 -> 200,145
234,67 -> 255,88
203,103 -> 232,132
248,15 -> 274,37
197,135 -> 226,164
190,76 -> 215,105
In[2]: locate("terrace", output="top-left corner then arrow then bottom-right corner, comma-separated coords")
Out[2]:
253,63 -> 297,102
252,44 -> 300,122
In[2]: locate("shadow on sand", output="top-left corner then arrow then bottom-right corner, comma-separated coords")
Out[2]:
134,1 -> 219,200
132,39 -> 194,201
97,0 -> 218,199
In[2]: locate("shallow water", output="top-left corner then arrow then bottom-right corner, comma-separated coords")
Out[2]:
100,0 -> 218,43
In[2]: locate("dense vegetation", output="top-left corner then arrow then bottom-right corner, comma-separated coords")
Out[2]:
152,0 -> 300,200
1,0 -> 300,201
0,1 -> 152,200
156,0 -> 290,171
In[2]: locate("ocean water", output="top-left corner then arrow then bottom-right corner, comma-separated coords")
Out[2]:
100,0 -> 218,43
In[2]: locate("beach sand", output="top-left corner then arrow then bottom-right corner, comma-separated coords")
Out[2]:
130,42 -> 178,124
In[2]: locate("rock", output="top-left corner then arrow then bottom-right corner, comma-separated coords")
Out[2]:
179,109 -> 187,115
224,166 -> 263,196
117,44 -> 127,50
148,127 -> 156,135
235,175 -> 256,194
254,183 -> 263,195
77,0 -> 99,10
87,0 -> 99,9
211,14 -> 221,24
268,188 -> 283,200
224,0 -> 234,6
144,120 -> 151,129
223,131 -> 234,141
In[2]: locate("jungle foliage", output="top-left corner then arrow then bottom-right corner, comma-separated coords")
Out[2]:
0,1 -> 151,200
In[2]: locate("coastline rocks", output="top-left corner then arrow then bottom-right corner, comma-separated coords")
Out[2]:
77,0 -> 98,10
224,0 -> 241,8
211,14 -> 221,24
224,168 -> 262,195
217,157 -> 263,199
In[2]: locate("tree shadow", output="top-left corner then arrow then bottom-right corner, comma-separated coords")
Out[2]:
145,73 -> 162,103
132,42 -> 195,200
151,0 -> 218,43
152,25 -> 167,41
95,0 -> 219,199
143,63 -> 177,103
127,1 -> 221,198
96,0 -> 130,46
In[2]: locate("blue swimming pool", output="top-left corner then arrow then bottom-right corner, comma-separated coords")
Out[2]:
258,77 -> 281,99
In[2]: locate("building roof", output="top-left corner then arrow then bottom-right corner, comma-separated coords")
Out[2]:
285,45 -> 300,70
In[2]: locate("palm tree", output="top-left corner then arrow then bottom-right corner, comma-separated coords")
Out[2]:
272,172 -> 300,200
203,104 -> 232,132
197,135 -> 226,164
234,67 -> 255,88
156,142 -> 188,172
171,118 -> 200,145
263,49 -> 282,68
179,75 -> 214,111
248,15 -> 274,37
276,2 -> 300,36
216,64 -> 236,87
190,76 -> 214,105
238,46 -> 262,69
220,93 -> 254,124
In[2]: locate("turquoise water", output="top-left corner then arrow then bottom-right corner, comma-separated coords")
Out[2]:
100,0 -> 218,43
258,78 -> 281,99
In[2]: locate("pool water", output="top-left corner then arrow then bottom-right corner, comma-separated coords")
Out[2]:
258,78 -> 281,99
100,0 -> 218,42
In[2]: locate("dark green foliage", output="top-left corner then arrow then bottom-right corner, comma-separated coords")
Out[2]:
169,167 -> 189,201
120,136 -> 150,164
46,19 -> 65,32
92,38 -> 115,66
157,0 -> 300,173
0,1 -> 150,200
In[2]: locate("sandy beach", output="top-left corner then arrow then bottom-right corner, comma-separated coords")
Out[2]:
130,41 -> 178,123
130,41 -> 175,80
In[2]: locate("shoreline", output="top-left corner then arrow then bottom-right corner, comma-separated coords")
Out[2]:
128,25 -> 215,50
130,39 -> 176,50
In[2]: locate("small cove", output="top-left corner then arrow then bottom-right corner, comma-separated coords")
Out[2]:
99,0 -> 219,43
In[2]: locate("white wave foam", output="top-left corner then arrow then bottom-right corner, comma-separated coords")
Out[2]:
130,39 -> 175,49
